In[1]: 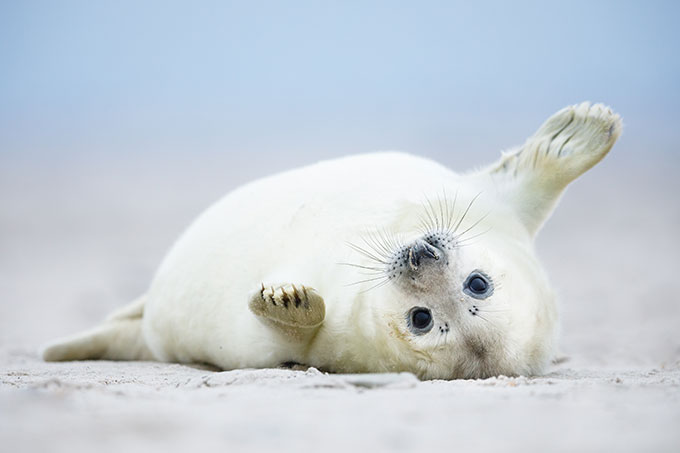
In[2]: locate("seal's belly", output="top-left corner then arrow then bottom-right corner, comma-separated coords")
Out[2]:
142,152 -> 461,366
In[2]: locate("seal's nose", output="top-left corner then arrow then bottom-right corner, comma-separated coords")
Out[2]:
408,240 -> 440,271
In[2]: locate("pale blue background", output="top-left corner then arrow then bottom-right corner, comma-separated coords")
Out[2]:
1,0 -> 678,166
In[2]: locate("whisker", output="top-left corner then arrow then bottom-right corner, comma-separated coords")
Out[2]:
345,275 -> 389,286
363,231 -> 391,258
336,262 -> 385,271
474,313 -> 495,326
457,212 -> 490,238
376,230 -> 393,256
437,193 -> 446,233
419,189 -> 463,236
458,227 -> 492,243
439,327 -> 452,348
370,228 -> 397,259
447,189 -> 459,234
378,228 -> 399,255
389,230 -> 404,251
435,330 -> 445,348
364,238 -> 384,260
452,192 -> 482,233
346,242 -> 388,264
441,189 -> 453,234
456,228 -> 492,244
424,195 -> 439,231
417,216 -> 433,235
355,271 -> 386,276
358,277 -> 393,294
454,241 -> 484,249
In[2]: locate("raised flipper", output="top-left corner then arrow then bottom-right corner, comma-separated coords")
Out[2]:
487,102 -> 622,235
249,283 -> 325,340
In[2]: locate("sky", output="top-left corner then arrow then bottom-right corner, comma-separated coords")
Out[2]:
1,1 -> 679,167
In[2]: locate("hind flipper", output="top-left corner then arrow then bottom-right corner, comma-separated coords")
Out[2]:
42,296 -> 153,362
105,296 -> 145,321
249,283 -> 325,340
42,318 -> 153,361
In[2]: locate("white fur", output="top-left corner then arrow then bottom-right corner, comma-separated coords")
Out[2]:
43,102 -> 622,380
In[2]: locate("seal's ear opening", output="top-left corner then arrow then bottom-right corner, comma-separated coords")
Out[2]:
485,102 -> 622,236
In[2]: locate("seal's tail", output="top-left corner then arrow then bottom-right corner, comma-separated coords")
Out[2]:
42,296 -> 154,362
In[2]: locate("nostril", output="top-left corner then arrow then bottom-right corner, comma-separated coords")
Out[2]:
408,247 -> 420,270
421,242 -> 440,260
416,240 -> 440,260
408,240 -> 441,271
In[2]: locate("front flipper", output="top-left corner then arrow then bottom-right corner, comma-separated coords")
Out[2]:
249,283 -> 325,338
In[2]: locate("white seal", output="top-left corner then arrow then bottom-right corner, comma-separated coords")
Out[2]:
43,102 -> 621,379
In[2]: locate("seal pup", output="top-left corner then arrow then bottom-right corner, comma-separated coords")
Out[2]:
43,102 -> 621,379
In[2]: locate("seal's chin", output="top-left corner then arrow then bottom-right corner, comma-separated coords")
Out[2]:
412,343 -> 517,380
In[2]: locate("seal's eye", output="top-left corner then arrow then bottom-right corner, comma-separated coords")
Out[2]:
469,276 -> 487,293
463,271 -> 493,299
408,307 -> 434,334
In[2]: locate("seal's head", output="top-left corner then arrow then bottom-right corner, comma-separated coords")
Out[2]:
354,102 -> 621,379
364,200 -> 558,380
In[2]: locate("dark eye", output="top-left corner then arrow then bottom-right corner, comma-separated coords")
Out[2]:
408,307 -> 433,334
463,271 -> 493,299
469,276 -> 487,293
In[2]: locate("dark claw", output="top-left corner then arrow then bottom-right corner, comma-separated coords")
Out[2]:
292,285 -> 302,307
281,292 -> 290,308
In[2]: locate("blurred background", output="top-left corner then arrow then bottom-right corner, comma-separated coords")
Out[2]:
1,0 -> 679,367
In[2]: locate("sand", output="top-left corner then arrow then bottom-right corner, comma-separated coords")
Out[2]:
1,152 -> 679,452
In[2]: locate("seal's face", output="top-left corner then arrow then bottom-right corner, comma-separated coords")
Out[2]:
356,199 -> 558,380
